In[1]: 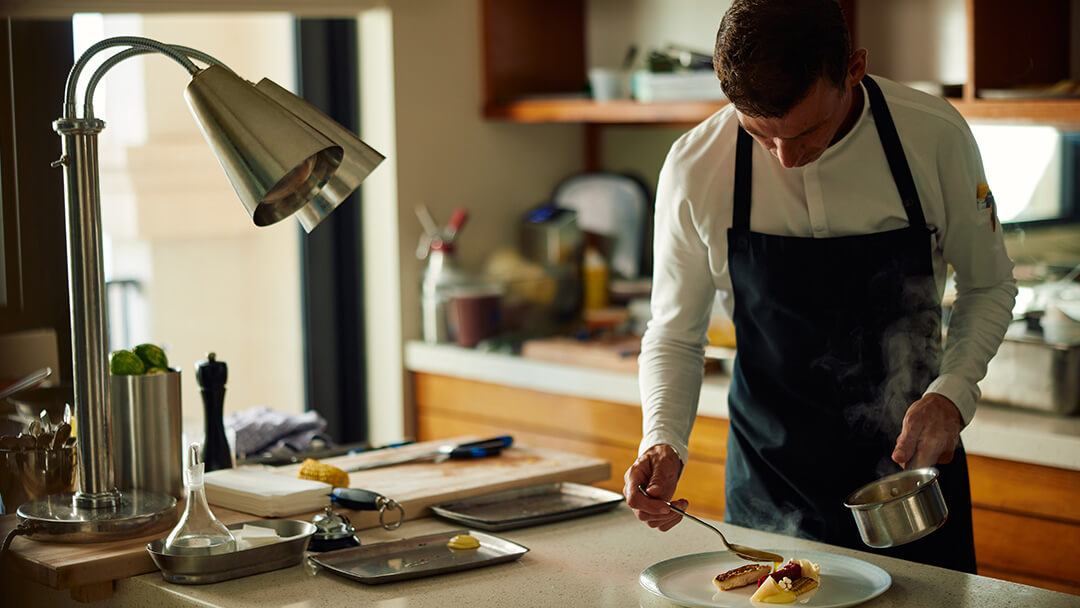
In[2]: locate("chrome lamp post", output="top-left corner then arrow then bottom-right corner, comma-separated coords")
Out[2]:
13,36 -> 383,542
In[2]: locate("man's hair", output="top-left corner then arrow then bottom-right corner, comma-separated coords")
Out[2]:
714,0 -> 851,118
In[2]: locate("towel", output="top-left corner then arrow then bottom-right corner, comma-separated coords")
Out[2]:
226,406 -> 328,457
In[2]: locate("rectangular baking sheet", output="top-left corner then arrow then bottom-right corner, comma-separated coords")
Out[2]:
310,529 -> 527,584
429,482 -> 623,531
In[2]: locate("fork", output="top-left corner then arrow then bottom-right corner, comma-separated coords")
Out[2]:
637,485 -> 783,563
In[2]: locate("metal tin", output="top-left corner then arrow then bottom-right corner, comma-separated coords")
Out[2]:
147,519 -> 315,584
979,333 -> 1080,415
0,445 -> 76,514
844,467 -> 947,548
110,369 -> 183,497
430,482 -> 623,531
310,529 -> 528,584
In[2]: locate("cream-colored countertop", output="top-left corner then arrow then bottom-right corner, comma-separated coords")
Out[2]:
11,507 -> 1077,607
405,341 -> 1080,472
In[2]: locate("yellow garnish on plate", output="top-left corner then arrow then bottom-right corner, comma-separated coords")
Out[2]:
446,533 -> 480,550
750,576 -> 796,604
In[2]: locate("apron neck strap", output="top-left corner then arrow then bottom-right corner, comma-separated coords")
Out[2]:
863,75 -> 927,230
733,126 -> 754,231
732,76 -> 928,232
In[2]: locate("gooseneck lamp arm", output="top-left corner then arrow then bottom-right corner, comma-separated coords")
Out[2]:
81,45 -> 233,119
14,35 -> 382,542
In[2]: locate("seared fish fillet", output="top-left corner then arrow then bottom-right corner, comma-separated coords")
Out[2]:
713,564 -> 772,590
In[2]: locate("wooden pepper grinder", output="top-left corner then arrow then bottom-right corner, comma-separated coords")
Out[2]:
196,352 -> 232,472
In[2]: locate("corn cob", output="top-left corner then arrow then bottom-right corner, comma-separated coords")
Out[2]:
298,458 -> 350,488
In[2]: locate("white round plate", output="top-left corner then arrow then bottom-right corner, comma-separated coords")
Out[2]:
639,550 -> 891,608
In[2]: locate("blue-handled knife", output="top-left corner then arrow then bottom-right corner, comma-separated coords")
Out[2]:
344,436 -> 513,472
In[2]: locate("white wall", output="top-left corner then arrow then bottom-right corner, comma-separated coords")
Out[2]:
855,0 -> 967,85
361,0 -> 586,442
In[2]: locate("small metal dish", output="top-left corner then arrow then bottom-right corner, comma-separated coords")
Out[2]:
147,519 -> 315,584
430,482 -> 623,531
310,529 -> 527,584
844,467 -> 947,548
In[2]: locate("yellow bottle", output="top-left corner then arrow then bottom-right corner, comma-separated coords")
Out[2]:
583,247 -> 609,311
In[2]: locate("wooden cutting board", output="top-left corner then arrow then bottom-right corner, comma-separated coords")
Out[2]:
521,336 -> 642,374
274,436 -> 611,529
0,437 -> 609,598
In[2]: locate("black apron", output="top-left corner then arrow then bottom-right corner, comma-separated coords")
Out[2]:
722,76 -> 977,573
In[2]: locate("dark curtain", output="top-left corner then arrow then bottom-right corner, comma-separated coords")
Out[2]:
295,19 -> 368,444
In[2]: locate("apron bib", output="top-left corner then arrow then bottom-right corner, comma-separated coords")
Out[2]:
723,76 -> 976,573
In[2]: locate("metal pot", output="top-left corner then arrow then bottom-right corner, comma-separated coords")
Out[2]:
843,467 -> 947,548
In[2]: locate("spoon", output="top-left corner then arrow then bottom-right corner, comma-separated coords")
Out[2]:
637,485 -> 783,563
15,433 -> 36,450
52,423 -> 72,449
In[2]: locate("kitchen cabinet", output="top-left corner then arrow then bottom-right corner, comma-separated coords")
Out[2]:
413,370 -> 1080,596
481,0 -> 1080,130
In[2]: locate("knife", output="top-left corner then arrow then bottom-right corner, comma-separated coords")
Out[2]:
344,436 -> 513,472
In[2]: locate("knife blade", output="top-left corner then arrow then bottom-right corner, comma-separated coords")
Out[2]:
344,436 -> 513,472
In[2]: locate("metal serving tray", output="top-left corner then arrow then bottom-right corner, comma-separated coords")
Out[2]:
310,529 -> 527,584
429,482 -> 623,531
147,519 -> 315,584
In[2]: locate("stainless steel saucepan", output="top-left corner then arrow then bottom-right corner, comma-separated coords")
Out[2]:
843,466 -> 947,548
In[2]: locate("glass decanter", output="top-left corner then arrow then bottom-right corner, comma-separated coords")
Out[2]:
163,443 -> 237,556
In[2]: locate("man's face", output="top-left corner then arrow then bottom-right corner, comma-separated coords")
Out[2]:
736,77 -> 853,169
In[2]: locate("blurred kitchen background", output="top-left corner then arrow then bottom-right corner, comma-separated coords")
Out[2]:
2,0 -> 1080,593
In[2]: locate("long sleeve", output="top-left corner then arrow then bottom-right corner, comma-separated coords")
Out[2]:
637,147 -> 718,464
924,122 -> 1018,425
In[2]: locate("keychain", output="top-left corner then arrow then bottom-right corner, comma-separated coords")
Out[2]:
329,487 -> 406,530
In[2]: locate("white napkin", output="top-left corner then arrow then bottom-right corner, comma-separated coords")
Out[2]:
235,523 -> 281,550
204,467 -> 331,517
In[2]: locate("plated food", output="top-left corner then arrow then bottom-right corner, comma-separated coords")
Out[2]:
714,557 -> 820,604
713,564 -> 772,591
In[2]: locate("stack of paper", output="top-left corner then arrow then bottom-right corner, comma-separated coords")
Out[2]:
204,467 -> 331,517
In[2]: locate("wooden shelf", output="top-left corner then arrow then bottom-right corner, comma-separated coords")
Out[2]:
485,96 -> 1080,127
483,97 -> 728,125
949,98 -> 1080,126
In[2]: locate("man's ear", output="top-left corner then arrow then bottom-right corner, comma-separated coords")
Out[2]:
847,48 -> 868,87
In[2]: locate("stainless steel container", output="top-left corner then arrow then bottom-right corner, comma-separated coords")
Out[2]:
979,328 -> 1080,415
843,467 -> 947,548
0,445 -> 77,514
147,519 -> 315,584
110,369 -> 183,497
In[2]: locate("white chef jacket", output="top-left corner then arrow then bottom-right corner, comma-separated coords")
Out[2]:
639,76 -> 1018,463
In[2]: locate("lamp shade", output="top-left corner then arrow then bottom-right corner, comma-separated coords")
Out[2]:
184,65 -> 344,227
255,78 -> 385,232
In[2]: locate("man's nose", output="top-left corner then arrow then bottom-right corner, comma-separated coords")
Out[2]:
773,140 -> 802,168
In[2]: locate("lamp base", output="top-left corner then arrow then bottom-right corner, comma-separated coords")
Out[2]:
16,489 -> 177,543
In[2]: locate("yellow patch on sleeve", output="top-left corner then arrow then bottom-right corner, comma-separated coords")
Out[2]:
976,183 -> 991,201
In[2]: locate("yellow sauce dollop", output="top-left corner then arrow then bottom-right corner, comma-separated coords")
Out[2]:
446,534 -> 480,550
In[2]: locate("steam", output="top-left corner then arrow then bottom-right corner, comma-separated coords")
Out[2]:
846,274 -> 940,470
739,495 -> 809,540
813,273 -> 942,450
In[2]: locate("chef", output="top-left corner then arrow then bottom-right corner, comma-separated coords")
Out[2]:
623,0 -> 1016,573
